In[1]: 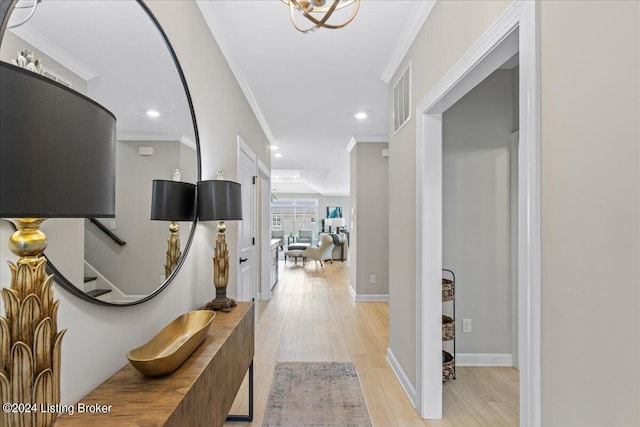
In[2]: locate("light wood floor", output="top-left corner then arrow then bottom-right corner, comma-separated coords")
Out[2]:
225,260 -> 519,426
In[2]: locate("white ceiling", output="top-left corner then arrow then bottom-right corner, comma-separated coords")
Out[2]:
5,0 -> 425,195
197,0 -> 422,195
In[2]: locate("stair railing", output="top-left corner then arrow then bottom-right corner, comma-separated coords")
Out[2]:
88,218 -> 126,246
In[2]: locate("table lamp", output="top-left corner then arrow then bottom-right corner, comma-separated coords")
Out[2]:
333,217 -> 346,234
0,61 -> 116,426
150,180 -> 196,279
197,177 -> 242,312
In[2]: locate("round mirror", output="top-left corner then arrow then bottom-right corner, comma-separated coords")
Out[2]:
0,0 -> 200,305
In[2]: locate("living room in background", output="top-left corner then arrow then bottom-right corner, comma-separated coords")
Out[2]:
271,199 -> 318,241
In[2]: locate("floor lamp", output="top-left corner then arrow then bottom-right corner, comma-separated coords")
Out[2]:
197,179 -> 242,312
0,61 -> 116,427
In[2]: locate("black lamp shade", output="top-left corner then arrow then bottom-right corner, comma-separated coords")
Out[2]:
150,180 -> 196,221
0,62 -> 116,218
197,180 -> 242,221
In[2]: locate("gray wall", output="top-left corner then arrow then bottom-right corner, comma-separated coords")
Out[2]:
442,69 -> 515,355
389,1 -> 640,424
350,146 -> 358,296
180,142 -> 198,184
350,142 -> 389,296
388,0 -> 513,387
84,140 -> 196,295
540,2 -> 640,424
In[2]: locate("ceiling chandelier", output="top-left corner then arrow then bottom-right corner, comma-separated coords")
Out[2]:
281,0 -> 360,34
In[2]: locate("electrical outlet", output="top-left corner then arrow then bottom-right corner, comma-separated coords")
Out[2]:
369,275 -> 376,284
109,220 -> 117,230
463,318 -> 472,333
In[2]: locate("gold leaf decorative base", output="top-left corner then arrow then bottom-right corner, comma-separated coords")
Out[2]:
204,222 -> 236,312
0,219 -> 65,427
0,257 -> 65,427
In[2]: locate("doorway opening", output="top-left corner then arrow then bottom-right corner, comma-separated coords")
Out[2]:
441,60 -> 520,424
415,2 -> 540,424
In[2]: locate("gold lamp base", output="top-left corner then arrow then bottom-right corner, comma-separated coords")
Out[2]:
164,221 -> 181,279
0,218 -> 66,427
204,289 -> 237,313
204,221 -> 237,313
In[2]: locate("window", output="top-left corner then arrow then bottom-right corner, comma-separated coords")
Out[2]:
271,199 -> 318,237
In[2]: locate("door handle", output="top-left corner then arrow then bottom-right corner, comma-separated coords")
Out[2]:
239,257 -> 248,264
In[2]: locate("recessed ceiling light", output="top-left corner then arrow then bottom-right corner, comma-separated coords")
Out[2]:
354,111 -> 368,120
293,176 -> 299,179
146,109 -> 160,118
274,175 -> 280,179
274,153 -> 282,158
270,145 -> 279,150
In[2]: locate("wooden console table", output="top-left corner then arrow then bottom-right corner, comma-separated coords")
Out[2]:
57,302 -> 254,427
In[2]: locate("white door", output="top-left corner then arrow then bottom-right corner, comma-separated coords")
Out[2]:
237,137 -> 257,315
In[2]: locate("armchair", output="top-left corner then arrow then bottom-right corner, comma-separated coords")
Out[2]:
318,232 -> 348,261
298,229 -> 313,244
271,229 -> 284,248
302,234 -> 335,267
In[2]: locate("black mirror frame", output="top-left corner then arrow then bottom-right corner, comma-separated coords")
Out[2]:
0,0 -> 202,306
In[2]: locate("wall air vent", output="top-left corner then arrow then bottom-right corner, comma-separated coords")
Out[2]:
393,61 -> 411,134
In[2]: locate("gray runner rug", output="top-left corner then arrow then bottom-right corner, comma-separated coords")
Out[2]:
262,361 -> 372,427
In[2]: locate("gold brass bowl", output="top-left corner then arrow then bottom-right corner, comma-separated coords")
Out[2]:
127,310 -> 216,377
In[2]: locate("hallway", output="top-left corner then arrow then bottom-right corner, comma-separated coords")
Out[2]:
226,261 -> 518,426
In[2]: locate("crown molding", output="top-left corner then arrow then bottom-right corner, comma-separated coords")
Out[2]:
380,0 -> 436,84
346,135 -> 389,153
180,135 -> 197,150
10,26 -> 98,81
346,137 -> 357,153
196,1 -> 276,146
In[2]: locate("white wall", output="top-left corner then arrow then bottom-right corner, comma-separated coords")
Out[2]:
351,141 -> 389,297
0,29 -> 87,93
0,0 -> 270,404
442,69 -> 515,356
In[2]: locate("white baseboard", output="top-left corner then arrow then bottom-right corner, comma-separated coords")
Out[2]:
386,348 -> 417,408
348,285 -> 357,301
355,294 -> 389,302
456,353 -> 513,367
348,285 -> 389,302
